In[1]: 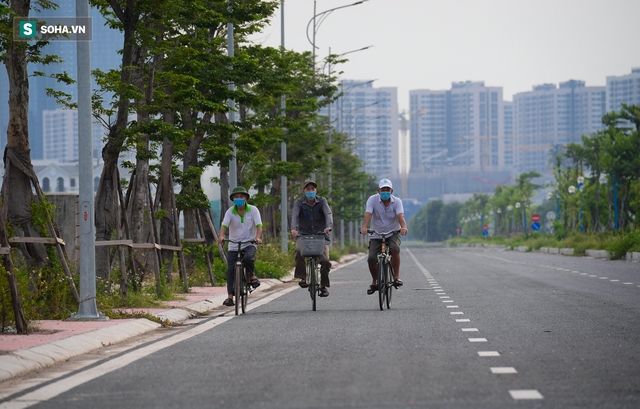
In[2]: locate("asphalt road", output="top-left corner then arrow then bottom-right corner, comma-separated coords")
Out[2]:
4,247 -> 640,409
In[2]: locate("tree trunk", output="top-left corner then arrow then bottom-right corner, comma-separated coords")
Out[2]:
94,10 -> 138,283
159,114 -> 175,283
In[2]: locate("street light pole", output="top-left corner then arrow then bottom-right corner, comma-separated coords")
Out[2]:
280,0 -> 287,253
577,176 -> 584,233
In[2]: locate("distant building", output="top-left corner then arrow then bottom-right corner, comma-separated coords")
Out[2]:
43,109 -> 106,162
606,67 -> 640,113
407,82 -> 511,202
323,80 -> 399,179
513,80 -> 606,175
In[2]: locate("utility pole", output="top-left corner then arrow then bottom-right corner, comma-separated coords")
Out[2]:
280,0 -> 288,253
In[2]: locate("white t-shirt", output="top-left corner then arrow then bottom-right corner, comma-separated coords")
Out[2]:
221,205 -> 263,250
365,194 -> 404,239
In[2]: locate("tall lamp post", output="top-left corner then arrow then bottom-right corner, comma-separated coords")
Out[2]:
496,208 -> 502,235
515,202 -> 521,233
577,176 -> 584,232
507,205 -> 513,235
568,185 -> 576,231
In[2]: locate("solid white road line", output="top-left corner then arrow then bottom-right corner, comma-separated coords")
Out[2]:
3,286 -> 297,408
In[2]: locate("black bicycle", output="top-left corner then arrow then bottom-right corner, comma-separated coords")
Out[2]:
297,232 -> 329,311
368,230 -> 399,310
226,239 -> 257,315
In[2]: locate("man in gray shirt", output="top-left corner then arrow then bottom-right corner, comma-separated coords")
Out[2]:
291,180 -> 333,297
360,178 -> 408,295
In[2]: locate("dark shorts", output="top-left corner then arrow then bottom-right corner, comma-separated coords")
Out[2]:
367,233 -> 401,264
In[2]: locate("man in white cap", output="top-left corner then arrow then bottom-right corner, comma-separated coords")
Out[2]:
360,178 -> 408,295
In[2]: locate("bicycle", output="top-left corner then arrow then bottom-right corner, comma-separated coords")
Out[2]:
225,239 -> 258,315
367,230 -> 400,310
296,231 -> 329,311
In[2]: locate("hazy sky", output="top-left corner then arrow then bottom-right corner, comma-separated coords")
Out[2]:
253,0 -> 640,111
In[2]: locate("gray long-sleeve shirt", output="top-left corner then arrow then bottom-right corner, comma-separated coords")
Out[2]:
291,195 -> 333,237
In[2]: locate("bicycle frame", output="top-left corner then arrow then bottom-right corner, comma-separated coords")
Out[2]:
368,230 -> 399,310
226,239 -> 256,315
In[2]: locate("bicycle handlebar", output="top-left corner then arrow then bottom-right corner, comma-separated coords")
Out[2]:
366,229 -> 400,237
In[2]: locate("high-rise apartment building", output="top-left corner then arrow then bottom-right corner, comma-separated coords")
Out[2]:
42,109 -> 105,162
606,67 -> 640,113
513,80 -> 606,175
410,81 -> 507,173
325,80 -> 399,179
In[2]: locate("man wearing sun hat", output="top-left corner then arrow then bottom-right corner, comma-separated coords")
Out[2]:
360,178 -> 408,295
217,186 -> 263,307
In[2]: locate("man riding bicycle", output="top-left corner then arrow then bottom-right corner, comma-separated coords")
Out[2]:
218,186 -> 263,307
290,179 -> 333,297
360,179 -> 408,295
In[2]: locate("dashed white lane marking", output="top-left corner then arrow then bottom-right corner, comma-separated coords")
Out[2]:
572,270 -> 580,273
491,367 -> 517,374
580,273 -> 588,275
478,351 -> 500,357
442,300 -> 454,303
461,328 -> 479,332
509,390 -> 544,400
451,312 -> 464,315
456,319 -> 470,322
610,279 -> 620,282
624,282 -> 634,285
589,275 -> 598,277
599,277 -> 608,279
439,296 -> 451,299
469,338 -> 487,342
446,305 -> 459,308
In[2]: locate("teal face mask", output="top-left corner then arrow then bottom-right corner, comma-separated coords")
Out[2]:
380,192 -> 391,200
233,198 -> 245,207
305,191 -> 316,200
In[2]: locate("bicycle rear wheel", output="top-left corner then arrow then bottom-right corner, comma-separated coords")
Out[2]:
241,269 -> 248,314
234,263 -> 242,316
386,263 -> 394,309
377,259 -> 385,310
310,257 -> 317,311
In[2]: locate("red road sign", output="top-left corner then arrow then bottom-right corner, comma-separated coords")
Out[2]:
532,213 -> 540,222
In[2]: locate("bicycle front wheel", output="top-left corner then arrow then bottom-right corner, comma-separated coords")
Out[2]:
386,263 -> 394,309
241,269 -> 248,314
377,258 -> 385,310
309,257 -> 317,311
234,263 -> 242,316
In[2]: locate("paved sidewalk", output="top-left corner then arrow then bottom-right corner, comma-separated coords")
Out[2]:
0,253 -> 365,383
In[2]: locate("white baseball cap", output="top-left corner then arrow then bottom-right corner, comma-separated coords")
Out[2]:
378,179 -> 393,189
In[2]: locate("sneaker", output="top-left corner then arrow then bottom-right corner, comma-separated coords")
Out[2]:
298,280 -> 308,288
319,288 -> 329,297
222,298 -> 235,307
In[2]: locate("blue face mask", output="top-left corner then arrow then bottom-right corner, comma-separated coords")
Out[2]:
233,198 -> 245,207
380,192 -> 391,201
305,191 -> 316,200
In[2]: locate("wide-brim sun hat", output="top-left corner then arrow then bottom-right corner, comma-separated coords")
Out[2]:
229,186 -> 250,200
302,179 -> 317,189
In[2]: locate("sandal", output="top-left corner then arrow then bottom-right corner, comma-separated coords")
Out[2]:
319,288 -> 329,297
250,278 -> 261,288
222,298 -> 234,307
393,278 -> 403,288
298,280 -> 308,288
367,285 -> 378,295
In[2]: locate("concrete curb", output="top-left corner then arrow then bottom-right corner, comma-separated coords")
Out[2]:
0,319 -> 161,382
